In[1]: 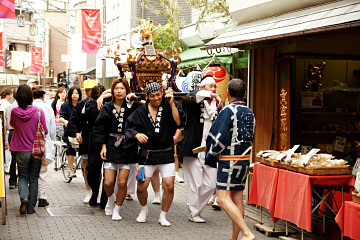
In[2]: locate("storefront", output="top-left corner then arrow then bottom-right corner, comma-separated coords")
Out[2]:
203,0 -> 360,163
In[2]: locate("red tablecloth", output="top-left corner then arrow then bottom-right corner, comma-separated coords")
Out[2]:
248,163 -> 278,221
335,201 -> 360,240
249,163 -> 355,233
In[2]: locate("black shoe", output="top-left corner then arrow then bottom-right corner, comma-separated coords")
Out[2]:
20,200 -> 28,215
88,197 -> 100,207
38,199 -> 49,207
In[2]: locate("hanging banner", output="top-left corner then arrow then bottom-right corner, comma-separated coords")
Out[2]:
0,33 -> 3,67
0,0 -> 15,19
31,47 -> 43,73
278,60 -> 291,151
81,9 -> 101,54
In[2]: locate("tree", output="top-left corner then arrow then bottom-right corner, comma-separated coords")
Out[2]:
153,23 -> 181,53
141,0 -> 185,54
186,0 -> 234,28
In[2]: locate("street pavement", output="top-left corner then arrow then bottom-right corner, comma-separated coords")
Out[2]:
0,165 -> 277,240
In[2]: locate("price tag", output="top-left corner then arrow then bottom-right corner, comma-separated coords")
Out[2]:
285,145 -> 300,162
262,152 -> 273,158
301,148 -> 320,165
352,158 -> 360,176
355,172 -> 360,192
276,153 -> 286,161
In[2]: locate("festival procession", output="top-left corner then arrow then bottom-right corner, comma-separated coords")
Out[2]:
0,0 -> 360,240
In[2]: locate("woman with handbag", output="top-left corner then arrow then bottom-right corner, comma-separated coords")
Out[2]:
9,84 -> 48,214
93,78 -> 141,220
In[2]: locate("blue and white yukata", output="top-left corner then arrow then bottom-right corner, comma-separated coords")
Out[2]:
205,99 -> 255,191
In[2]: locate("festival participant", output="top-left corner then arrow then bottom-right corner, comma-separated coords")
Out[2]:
181,75 -> 222,223
93,78 -> 141,220
81,85 -> 106,207
125,82 -> 185,227
205,79 -> 255,240
96,87 -> 139,202
67,80 -> 97,203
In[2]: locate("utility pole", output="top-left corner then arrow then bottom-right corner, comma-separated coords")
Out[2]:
101,0 -> 106,86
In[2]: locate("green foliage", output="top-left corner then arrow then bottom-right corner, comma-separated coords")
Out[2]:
186,0 -> 234,28
153,23 -> 181,52
141,0 -> 187,54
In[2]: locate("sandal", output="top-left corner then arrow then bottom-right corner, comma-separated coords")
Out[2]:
125,194 -> 133,201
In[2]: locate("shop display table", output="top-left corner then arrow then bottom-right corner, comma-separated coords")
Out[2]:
335,201 -> 360,240
249,163 -> 354,235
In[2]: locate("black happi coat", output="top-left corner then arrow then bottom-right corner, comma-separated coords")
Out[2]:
125,98 -> 185,165
84,100 -> 101,158
67,98 -> 90,155
181,90 -> 205,158
93,100 -> 140,164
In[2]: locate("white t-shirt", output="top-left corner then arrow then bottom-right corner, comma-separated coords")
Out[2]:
0,99 -> 11,112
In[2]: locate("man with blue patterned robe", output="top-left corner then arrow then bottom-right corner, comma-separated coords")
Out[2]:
205,79 -> 255,240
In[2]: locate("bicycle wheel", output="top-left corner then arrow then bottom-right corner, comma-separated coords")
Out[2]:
61,148 -> 72,183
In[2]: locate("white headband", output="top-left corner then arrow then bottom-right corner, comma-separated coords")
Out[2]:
200,76 -> 216,87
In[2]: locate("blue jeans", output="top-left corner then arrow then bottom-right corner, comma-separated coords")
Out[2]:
15,151 -> 42,213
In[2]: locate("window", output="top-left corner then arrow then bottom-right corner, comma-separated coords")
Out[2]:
9,43 -> 16,51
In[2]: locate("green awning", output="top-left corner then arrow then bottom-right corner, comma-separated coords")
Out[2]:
178,49 -> 248,70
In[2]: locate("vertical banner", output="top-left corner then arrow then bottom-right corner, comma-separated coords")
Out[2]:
278,60 -> 291,151
81,9 -> 101,54
31,47 -> 43,73
0,0 -> 15,19
0,33 -> 3,67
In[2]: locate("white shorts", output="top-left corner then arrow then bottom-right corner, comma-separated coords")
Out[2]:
144,163 -> 175,178
104,162 -> 130,170
81,154 -> 88,159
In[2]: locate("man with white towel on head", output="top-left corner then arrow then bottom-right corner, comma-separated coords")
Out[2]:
180,75 -> 222,223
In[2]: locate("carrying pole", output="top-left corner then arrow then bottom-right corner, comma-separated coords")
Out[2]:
101,0 -> 106,86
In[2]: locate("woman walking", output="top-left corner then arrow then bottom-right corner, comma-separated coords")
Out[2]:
59,86 -> 81,178
10,84 -> 48,214
51,87 -> 67,138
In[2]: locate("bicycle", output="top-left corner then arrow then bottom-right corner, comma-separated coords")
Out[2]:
54,136 -> 82,183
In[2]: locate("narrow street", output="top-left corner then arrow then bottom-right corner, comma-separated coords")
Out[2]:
0,166 -> 276,240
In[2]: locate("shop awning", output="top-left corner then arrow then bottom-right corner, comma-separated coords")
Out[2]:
204,0 -> 360,50
0,73 -> 20,86
79,66 -> 96,75
178,46 -> 242,69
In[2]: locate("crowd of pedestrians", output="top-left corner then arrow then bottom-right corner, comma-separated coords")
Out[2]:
1,76 -> 255,240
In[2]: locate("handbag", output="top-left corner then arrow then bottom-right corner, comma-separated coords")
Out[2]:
32,108 -> 46,160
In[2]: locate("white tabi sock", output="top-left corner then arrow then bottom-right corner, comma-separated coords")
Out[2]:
152,192 -> 161,204
112,204 -> 122,221
105,194 -> 115,216
136,205 -> 148,223
158,210 -> 171,226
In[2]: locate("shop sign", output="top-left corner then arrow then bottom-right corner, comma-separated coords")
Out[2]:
278,61 -> 290,151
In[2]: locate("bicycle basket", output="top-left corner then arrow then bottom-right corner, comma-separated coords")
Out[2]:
68,137 -> 80,150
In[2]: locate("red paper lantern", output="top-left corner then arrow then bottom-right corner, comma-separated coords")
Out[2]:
203,67 -> 226,83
